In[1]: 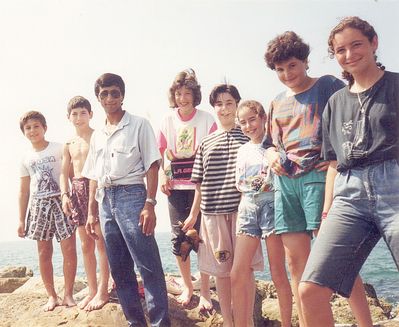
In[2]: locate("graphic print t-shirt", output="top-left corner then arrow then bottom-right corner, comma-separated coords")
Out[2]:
236,141 -> 274,194
20,142 -> 63,199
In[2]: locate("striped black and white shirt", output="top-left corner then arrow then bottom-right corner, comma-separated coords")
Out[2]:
191,126 -> 249,214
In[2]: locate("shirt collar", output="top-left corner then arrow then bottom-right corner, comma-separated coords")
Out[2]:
101,111 -> 130,136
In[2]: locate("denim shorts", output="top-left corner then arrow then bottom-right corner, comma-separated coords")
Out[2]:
237,191 -> 275,239
274,169 -> 326,234
302,159 -> 399,297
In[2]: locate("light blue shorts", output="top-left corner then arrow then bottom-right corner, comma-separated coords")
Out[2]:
302,159 -> 399,297
237,192 -> 275,239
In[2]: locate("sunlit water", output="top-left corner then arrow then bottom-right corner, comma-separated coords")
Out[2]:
1,233 -> 397,304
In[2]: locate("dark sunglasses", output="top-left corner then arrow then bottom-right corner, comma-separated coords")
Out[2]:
99,89 -> 122,100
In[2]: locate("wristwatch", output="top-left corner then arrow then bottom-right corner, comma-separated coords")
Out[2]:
145,198 -> 157,206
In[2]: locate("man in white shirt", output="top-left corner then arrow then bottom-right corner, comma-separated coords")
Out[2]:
83,73 -> 170,327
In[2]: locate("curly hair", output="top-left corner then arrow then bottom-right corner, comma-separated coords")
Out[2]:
19,111 -> 47,133
209,84 -> 241,107
264,31 -> 310,70
328,16 -> 385,86
168,69 -> 201,108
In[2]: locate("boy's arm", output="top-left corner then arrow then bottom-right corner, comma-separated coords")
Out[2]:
182,183 -> 201,232
18,176 -> 30,238
60,143 -> 72,216
140,161 -> 159,236
85,179 -> 99,240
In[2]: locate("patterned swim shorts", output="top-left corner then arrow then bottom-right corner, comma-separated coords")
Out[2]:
70,177 -> 90,226
25,196 -> 76,242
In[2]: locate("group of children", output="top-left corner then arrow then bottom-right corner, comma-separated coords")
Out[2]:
18,15 -> 399,327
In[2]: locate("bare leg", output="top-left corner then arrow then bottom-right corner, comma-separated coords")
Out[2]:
77,226 -> 97,309
231,235 -> 259,327
37,240 -> 60,311
60,233 -> 77,307
281,232 -> 311,327
299,281 -> 334,327
215,276 -> 233,327
266,234 -> 292,327
176,255 -> 194,306
198,272 -> 213,311
348,276 -> 373,327
85,224 -> 110,311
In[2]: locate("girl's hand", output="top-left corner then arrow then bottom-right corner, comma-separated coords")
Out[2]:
160,173 -> 172,196
182,215 -> 197,232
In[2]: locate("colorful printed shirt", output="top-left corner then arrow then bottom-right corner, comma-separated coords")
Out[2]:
191,127 -> 249,214
20,142 -> 62,199
157,108 -> 217,190
263,75 -> 345,176
236,140 -> 273,194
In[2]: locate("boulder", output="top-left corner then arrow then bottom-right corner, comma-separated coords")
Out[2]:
0,266 -> 33,278
0,277 -> 30,293
0,266 -> 34,294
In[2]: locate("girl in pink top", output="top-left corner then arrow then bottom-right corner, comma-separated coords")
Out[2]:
157,69 -> 217,309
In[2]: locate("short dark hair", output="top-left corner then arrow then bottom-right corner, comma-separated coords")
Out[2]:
19,111 -> 47,133
209,84 -> 241,107
237,100 -> 266,119
94,73 -> 125,97
328,16 -> 384,86
67,96 -> 92,116
168,69 -> 201,108
264,31 -> 310,70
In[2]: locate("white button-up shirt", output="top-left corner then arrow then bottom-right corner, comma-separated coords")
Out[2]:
82,111 -> 161,202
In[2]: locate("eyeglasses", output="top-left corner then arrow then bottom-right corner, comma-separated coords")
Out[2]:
99,89 -> 122,100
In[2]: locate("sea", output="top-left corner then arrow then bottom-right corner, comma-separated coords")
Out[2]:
0,232 -> 398,305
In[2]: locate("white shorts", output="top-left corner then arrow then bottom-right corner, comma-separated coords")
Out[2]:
198,212 -> 264,277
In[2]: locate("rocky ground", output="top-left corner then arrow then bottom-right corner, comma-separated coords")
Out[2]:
0,266 -> 398,326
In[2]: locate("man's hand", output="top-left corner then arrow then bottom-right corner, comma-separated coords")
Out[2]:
139,203 -> 157,236
85,214 -> 99,240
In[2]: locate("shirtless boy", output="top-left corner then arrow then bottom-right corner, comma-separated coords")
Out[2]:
60,96 -> 110,311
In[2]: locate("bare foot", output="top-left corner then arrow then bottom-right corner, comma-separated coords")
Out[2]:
43,296 -> 60,312
85,292 -> 110,311
77,295 -> 94,309
177,287 -> 193,306
62,294 -> 77,307
198,291 -> 213,313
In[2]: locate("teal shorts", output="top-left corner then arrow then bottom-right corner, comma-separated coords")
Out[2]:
274,169 -> 326,234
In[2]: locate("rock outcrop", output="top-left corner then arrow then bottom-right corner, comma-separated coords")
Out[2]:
0,266 -> 398,326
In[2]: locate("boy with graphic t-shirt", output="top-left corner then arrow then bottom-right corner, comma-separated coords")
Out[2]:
18,111 -> 77,312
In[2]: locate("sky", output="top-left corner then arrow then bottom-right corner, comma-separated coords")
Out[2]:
1,0 -> 398,242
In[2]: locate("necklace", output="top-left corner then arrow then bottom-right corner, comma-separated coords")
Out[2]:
356,91 -> 367,114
